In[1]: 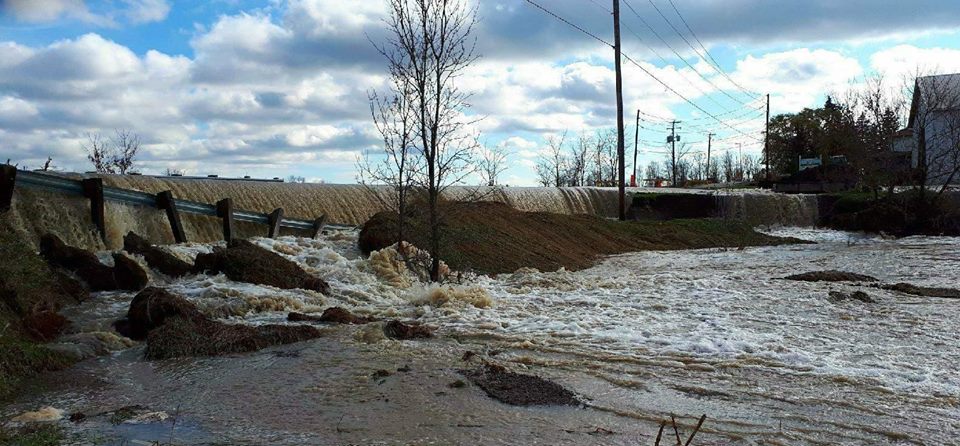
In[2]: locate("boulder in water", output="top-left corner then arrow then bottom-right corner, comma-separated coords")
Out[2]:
117,287 -> 204,340
53,270 -> 89,303
828,290 -> 875,303
192,239 -> 330,294
123,232 -> 194,278
288,307 -> 376,325
460,363 -> 579,406
882,283 -> 960,298
144,316 -> 322,359
383,320 -> 433,340
116,287 -> 322,358
112,253 -> 148,291
784,270 -> 878,282
39,234 -> 118,291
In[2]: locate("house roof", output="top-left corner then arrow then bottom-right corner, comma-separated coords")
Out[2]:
908,73 -> 960,128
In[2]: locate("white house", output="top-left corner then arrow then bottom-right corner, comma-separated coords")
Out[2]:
906,73 -> 960,186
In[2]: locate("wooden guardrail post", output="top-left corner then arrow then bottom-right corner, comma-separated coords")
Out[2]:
81,178 -> 106,241
156,191 -> 187,244
0,165 -> 16,212
311,214 -> 327,239
216,198 -> 235,242
267,208 -> 284,239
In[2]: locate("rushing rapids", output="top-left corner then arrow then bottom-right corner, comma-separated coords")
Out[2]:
3,227 -> 959,444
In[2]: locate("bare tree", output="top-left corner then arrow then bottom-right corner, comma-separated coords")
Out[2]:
478,143 -> 508,186
537,132 -> 568,187
644,161 -> 662,184
721,150 -> 735,183
568,133 -> 590,186
378,0 -> 480,281
82,129 -> 140,174
358,72 -> 420,259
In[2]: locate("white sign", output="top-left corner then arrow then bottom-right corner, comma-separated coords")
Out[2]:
799,156 -> 822,171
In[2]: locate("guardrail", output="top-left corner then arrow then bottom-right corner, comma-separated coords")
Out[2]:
0,165 -> 353,244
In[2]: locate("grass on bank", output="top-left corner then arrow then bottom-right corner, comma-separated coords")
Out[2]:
0,217 -> 77,400
0,423 -> 63,446
360,201 -> 806,275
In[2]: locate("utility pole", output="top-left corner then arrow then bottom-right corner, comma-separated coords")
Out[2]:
613,0 -> 626,220
632,109 -> 640,187
737,142 -> 743,181
707,132 -> 715,182
764,93 -> 771,180
668,120 -> 680,186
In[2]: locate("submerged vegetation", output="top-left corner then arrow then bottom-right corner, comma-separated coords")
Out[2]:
360,201 -> 806,275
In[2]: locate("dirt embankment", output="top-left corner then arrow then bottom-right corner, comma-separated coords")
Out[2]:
359,201 -> 806,275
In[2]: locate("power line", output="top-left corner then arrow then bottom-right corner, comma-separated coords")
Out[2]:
663,0 -> 761,99
523,0 -> 764,143
523,0 -> 612,47
620,0 -> 750,106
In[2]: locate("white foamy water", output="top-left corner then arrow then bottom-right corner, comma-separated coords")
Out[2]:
7,228 -> 960,445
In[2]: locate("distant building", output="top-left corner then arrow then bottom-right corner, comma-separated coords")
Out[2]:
905,73 -> 960,185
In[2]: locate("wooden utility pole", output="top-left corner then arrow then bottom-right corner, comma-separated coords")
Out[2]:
613,0 -> 626,220
632,109 -> 640,187
764,93 -> 771,179
707,133 -> 715,182
668,120 -> 680,186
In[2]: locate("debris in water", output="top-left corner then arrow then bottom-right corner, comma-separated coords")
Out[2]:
288,307 -> 376,325
460,363 -> 579,406
12,406 -> 63,423
783,270 -> 879,282
383,320 -> 433,340
828,290 -> 875,303
882,283 -> 960,298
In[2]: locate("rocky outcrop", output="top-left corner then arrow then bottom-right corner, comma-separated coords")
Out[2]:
784,270 -> 879,283
383,320 -> 433,340
112,253 -> 149,292
123,232 -> 194,278
193,239 -> 330,294
883,283 -> 960,298
39,234 -> 118,291
460,363 -> 580,407
53,270 -> 89,303
288,307 -> 376,325
115,287 -> 322,359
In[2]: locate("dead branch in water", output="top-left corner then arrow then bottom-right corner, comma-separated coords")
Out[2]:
653,414 -> 707,446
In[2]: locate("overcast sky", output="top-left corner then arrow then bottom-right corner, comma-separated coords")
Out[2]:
3,0 -> 960,185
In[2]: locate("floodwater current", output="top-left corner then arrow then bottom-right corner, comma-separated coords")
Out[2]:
3,228 -> 959,445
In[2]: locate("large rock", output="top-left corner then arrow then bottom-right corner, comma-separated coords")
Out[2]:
21,309 -> 69,342
116,287 -> 204,340
883,283 -> 960,298
39,234 -> 118,291
288,307 -> 376,325
193,239 -> 330,294
53,270 -> 89,303
784,270 -> 879,283
460,363 -> 580,407
123,233 -> 194,278
112,253 -> 149,292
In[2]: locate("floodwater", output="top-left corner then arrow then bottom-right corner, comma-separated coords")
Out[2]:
3,228 -> 960,445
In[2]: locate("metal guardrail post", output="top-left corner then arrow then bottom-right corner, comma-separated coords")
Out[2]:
81,178 -> 106,241
312,214 -> 327,239
216,198 -> 235,242
156,190 -> 187,243
267,208 -> 284,238
0,165 -> 16,212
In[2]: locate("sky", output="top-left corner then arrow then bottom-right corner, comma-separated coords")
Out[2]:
3,0 -> 960,185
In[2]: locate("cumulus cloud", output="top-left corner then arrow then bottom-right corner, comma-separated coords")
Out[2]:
0,0 -> 170,25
